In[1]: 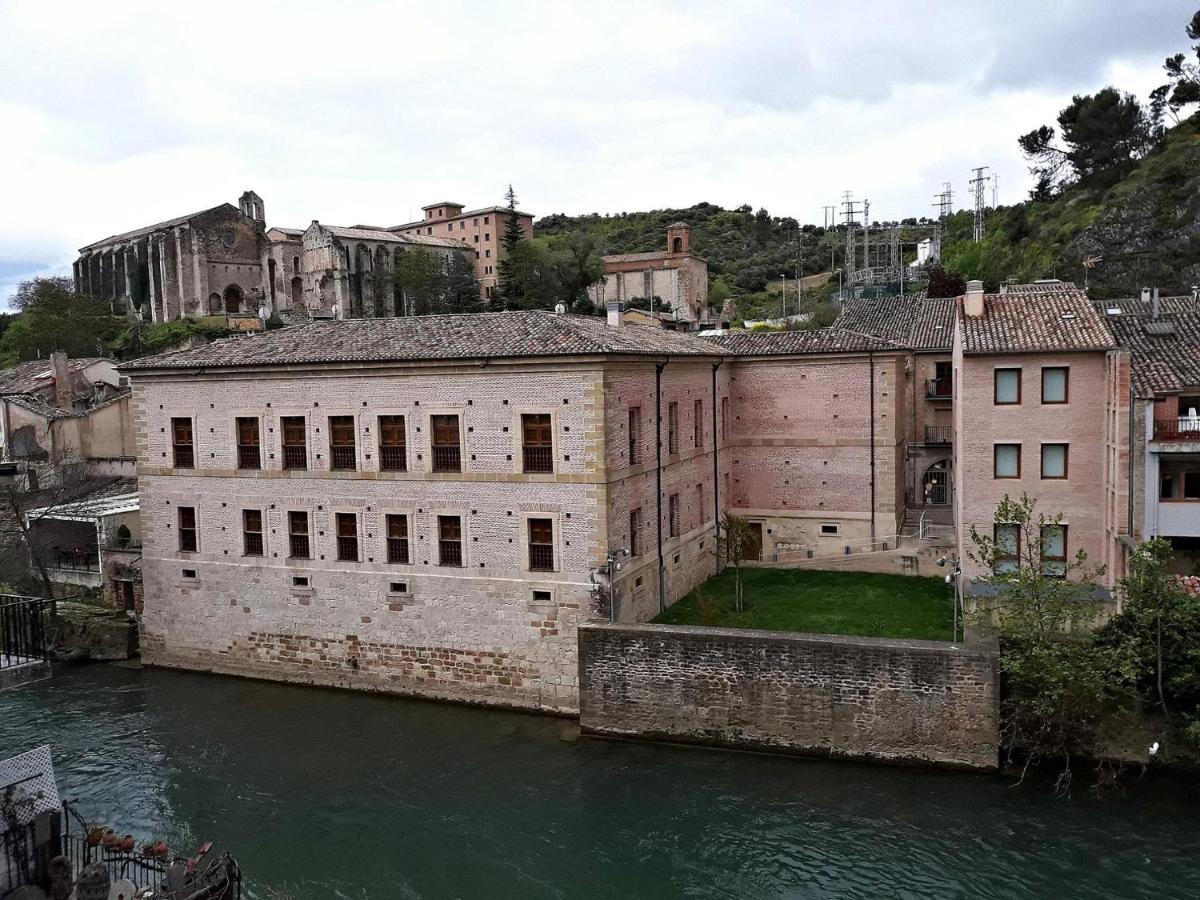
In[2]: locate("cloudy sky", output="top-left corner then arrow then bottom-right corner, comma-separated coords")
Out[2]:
0,0 -> 1187,307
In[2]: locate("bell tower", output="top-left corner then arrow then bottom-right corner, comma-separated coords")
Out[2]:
666,223 -> 690,255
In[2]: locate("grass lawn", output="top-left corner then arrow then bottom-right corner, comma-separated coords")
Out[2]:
652,567 -> 954,641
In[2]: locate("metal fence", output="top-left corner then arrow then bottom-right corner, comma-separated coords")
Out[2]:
0,595 -> 50,669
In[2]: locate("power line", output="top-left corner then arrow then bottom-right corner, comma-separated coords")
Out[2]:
969,166 -> 990,242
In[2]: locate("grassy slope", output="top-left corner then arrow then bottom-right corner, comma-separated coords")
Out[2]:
653,567 -> 954,641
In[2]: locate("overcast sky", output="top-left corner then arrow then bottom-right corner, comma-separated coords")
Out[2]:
0,0 -> 1187,308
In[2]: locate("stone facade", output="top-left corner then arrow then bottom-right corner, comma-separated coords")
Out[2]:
578,622 -> 1000,770
589,225 -> 710,325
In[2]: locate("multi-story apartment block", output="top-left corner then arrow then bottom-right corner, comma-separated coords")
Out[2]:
388,201 -> 535,300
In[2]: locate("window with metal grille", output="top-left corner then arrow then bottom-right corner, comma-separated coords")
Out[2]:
377,415 -> 407,471
386,514 -> 410,564
438,515 -> 463,567
431,415 -> 461,472
329,416 -> 356,470
336,513 -> 358,561
528,518 -> 554,571
243,509 -> 264,556
236,417 -> 260,469
693,399 -> 703,448
288,510 -> 310,559
522,413 -> 553,473
668,494 -> 680,538
281,416 -> 307,470
171,417 -> 194,469
178,506 -> 197,552
667,402 -> 679,454
628,407 -> 642,464
629,507 -> 642,557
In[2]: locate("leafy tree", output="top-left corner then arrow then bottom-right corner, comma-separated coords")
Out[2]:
925,264 -> 966,299
968,494 -> 1129,785
1019,87 -> 1155,192
496,184 -> 528,309
545,231 -> 605,308
0,278 -> 125,365
391,250 -> 481,316
1150,10 -> 1200,126
717,512 -> 754,613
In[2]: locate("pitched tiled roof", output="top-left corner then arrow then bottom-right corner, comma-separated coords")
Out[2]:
1095,295 -> 1197,316
1100,297 -> 1200,396
602,250 -> 689,263
706,328 -> 898,356
0,358 -> 109,395
2,393 -> 76,421
833,292 -> 953,351
80,204 -> 236,252
321,225 -> 465,250
1002,280 -> 1078,295
959,287 -> 1115,355
119,311 -> 724,372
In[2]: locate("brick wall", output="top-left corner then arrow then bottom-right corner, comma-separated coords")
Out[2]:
578,622 -> 1000,770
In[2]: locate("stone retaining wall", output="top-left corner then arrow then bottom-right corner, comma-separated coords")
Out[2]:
578,623 -> 999,770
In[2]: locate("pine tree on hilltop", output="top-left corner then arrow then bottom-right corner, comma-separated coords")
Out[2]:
496,184 -> 528,309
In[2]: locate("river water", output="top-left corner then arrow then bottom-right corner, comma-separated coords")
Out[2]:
1,664 -> 1195,899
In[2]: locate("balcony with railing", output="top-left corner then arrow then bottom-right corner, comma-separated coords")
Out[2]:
282,444 -> 308,470
529,543 -> 554,572
289,534 -> 310,559
924,425 -> 952,445
522,444 -> 553,474
237,444 -> 261,469
1,594 -> 50,673
439,540 -> 463,567
432,445 -> 461,473
336,535 -> 358,562
330,445 -> 357,470
379,445 -> 407,472
924,378 -> 953,400
1153,417 -> 1200,442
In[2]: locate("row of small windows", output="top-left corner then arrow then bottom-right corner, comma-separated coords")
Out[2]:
627,399 -> 720,464
993,443 -> 1069,479
994,523 -> 1068,577
994,366 -> 1069,405
176,506 -> 557,571
171,413 -> 556,474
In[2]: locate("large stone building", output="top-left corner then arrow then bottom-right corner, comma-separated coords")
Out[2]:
588,225 -> 710,327
74,192 -> 504,321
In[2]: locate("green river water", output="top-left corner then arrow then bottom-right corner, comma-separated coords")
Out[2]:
1,664 -> 1196,898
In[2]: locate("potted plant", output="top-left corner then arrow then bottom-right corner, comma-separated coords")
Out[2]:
101,829 -> 118,849
120,834 -> 136,852
86,826 -> 105,847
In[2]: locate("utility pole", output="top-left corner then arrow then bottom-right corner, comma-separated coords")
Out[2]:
970,166 -> 990,242
841,191 -> 863,297
862,197 -> 871,283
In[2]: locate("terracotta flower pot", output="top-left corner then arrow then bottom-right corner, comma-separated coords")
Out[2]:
152,840 -> 170,859
86,827 -> 104,847
101,830 -> 118,849
120,834 -> 136,852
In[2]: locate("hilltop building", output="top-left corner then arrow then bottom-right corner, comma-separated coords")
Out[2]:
588,225 -> 710,327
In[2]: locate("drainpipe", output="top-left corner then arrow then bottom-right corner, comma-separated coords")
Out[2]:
1127,381 -> 1135,539
711,361 -> 722,530
655,357 -> 670,614
868,349 -> 877,545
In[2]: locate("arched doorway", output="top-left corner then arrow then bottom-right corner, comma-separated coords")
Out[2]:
672,236 -> 684,253
207,292 -> 222,314
922,459 -> 951,506
223,285 -> 243,314
290,276 -> 303,306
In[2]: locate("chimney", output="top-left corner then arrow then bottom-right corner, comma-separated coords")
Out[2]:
1141,287 -> 1151,304
1192,284 -> 1198,303
1152,286 -> 1160,321
51,351 -> 73,412
963,280 -> 985,317
606,300 -> 624,328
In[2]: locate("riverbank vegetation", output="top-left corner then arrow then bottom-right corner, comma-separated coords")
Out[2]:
653,567 -> 953,641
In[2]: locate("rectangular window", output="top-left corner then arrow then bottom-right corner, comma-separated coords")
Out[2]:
329,416 -> 356,470
1042,367 -> 1069,404
281,416 -> 307,470
1041,524 -> 1067,577
667,402 -> 679,455
378,415 -> 407,472
178,506 -> 197,552
693,399 -> 703,448
236,416 -> 260,469
1186,472 -> 1200,500
522,413 -> 553,473
528,518 -> 554,571
288,510 -> 310,559
335,512 -> 358,562
431,414 -> 462,472
994,444 -> 1021,479
668,493 -> 680,538
819,522 -> 840,536
171,417 -> 194,468
385,513 -> 410,564
994,368 -> 1021,405
628,407 -> 642,464
629,507 -> 643,557
485,249 -> 491,258
995,523 -> 1020,573
1041,443 -> 1068,479
242,509 -> 264,556
438,515 -> 463,567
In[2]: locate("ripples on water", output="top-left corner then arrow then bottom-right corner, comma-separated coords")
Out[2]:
1,665 -> 1196,899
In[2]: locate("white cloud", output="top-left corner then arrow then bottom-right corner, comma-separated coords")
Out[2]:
0,0 -> 1187,307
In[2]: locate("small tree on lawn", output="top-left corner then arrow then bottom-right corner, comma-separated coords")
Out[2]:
968,493 -> 1129,787
718,512 -> 753,613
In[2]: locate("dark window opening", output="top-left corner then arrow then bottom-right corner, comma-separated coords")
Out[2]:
243,508 -> 264,556
386,513 -> 410,564
178,506 -> 197,552
528,518 -> 554,571
629,507 -> 642,557
438,515 -> 463,567
522,413 -> 553,473
171,417 -> 194,469
281,416 -> 307,470
336,512 -> 359,562
329,415 -> 356,470
236,416 -> 261,469
628,407 -> 642,464
288,510 -> 310,559
378,415 -> 407,471
431,415 -> 461,472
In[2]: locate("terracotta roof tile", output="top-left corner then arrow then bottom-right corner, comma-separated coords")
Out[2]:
120,311 -> 723,372
1100,296 -> 1200,396
705,328 -> 898,356
833,292 -> 953,351
959,288 -> 1115,354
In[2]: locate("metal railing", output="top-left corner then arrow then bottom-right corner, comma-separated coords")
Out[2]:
924,425 -> 952,444
522,445 -> 553,473
387,538 -> 409,564
379,445 -> 407,472
432,446 -> 461,473
330,445 -> 357,470
289,534 -> 310,559
172,444 -> 194,468
439,540 -> 463,567
336,536 -> 358,562
529,544 -> 554,572
1154,417 -> 1200,441
282,444 -> 308,470
237,445 -> 261,469
0,595 -> 49,669
51,550 -> 99,571
924,378 -> 952,399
